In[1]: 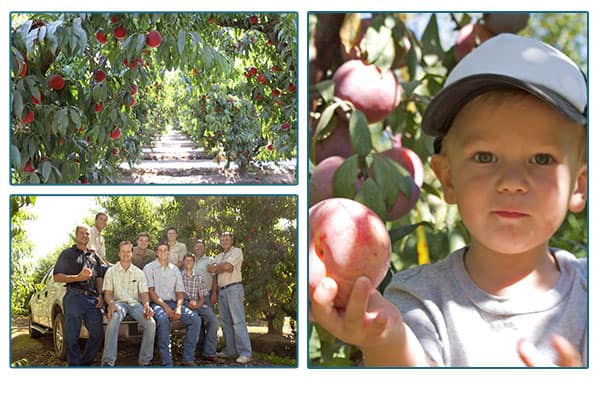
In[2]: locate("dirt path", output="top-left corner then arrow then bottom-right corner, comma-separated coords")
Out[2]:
11,316 -> 296,367
120,130 -> 296,184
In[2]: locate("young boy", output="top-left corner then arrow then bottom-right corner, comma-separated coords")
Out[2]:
309,33 -> 588,367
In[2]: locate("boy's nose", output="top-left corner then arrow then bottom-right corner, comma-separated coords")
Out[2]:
495,165 -> 529,194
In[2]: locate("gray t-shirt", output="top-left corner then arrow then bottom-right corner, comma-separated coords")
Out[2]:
385,247 -> 587,367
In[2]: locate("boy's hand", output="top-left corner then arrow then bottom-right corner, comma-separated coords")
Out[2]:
517,335 -> 583,367
310,275 -> 404,349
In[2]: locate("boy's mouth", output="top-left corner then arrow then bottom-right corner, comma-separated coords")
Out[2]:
492,210 -> 529,219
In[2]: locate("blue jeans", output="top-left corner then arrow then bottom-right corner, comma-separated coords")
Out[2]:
151,301 -> 200,365
218,283 -> 252,357
102,302 -> 156,366
63,290 -> 104,366
195,296 -> 219,356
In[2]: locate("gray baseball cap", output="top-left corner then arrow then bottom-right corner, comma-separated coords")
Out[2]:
422,33 -> 587,140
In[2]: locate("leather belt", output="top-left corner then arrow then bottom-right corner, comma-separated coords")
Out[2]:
67,287 -> 98,297
219,282 -> 241,290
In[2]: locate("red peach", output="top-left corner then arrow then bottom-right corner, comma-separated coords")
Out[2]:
482,13 -> 529,34
309,198 -> 391,308
455,23 -> 494,62
333,60 -> 401,123
95,31 -> 107,44
114,26 -> 127,40
95,102 -> 103,112
24,161 -> 35,172
309,156 -> 345,206
32,92 -> 44,105
314,119 -> 354,163
130,84 -> 138,95
93,70 -> 106,83
48,74 -> 65,90
110,127 -> 121,140
250,15 -> 258,24
22,110 -> 35,125
146,30 -> 162,48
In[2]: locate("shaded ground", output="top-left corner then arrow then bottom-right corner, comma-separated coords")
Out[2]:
11,316 -> 296,368
120,130 -> 296,184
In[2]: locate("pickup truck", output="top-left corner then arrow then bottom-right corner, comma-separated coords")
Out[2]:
28,267 -> 184,360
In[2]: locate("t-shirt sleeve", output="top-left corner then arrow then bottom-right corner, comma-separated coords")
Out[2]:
384,275 -> 446,366
53,249 -> 72,275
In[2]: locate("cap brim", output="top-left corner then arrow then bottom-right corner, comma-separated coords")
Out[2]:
422,74 -> 587,137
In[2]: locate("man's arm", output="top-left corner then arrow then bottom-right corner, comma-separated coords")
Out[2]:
208,261 -> 234,274
104,290 -> 116,319
54,269 -> 91,283
148,287 -> 174,318
174,291 -> 185,320
140,291 -> 153,319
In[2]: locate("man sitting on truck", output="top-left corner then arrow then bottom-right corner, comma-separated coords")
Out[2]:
101,240 -> 156,367
145,242 -> 201,366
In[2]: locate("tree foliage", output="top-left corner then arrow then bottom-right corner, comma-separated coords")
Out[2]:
11,12 -> 297,183
96,196 -> 297,335
10,196 -> 37,315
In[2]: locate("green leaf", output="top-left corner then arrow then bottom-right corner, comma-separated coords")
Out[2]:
364,25 -> 395,71
70,108 -> 81,128
178,30 -> 186,55
421,14 -> 444,58
355,178 -> 387,221
53,108 -> 69,134
369,122 -> 393,153
349,109 -> 371,158
13,90 -> 23,120
313,102 -> 339,141
389,221 -> 434,243
332,154 -> 358,198
131,33 -> 143,53
372,154 -> 413,207
313,79 -> 335,103
41,160 -> 52,182
11,145 -> 21,169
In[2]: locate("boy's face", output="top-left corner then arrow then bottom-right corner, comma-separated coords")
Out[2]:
431,94 -> 587,255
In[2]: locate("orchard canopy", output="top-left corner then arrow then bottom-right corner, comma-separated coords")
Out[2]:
11,12 -> 297,184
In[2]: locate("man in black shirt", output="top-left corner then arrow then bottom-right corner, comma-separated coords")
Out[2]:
53,224 -> 105,366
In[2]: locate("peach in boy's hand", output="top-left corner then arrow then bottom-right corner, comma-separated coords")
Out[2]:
309,198 -> 391,308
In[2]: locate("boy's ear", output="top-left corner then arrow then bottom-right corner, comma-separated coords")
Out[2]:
568,164 -> 587,213
431,154 -> 457,204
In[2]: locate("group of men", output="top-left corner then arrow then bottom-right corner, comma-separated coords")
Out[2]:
53,212 -> 253,367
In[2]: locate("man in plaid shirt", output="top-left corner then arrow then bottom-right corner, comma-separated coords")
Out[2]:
181,253 -> 209,325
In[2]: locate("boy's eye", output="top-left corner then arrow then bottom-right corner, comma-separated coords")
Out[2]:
473,152 -> 496,163
530,153 -> 554,165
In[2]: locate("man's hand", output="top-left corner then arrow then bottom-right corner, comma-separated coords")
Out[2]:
107,302 -> 117,319
164,305 -> 175,320
78,267 -> 93,281
96,295 -> 104,309
188,300 -> 200,310
174,305 -> 182,320
518,335 -> 583,367
210,292 -> 218,305
143,304 -> 154,319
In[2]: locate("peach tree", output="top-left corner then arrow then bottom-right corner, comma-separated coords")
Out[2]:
176,13 -> 297,176
11,12 -> 297,183
309,12 -> 586,366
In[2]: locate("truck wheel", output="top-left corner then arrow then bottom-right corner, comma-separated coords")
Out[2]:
28,313 -> 42,338
53,312 -> 67,360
